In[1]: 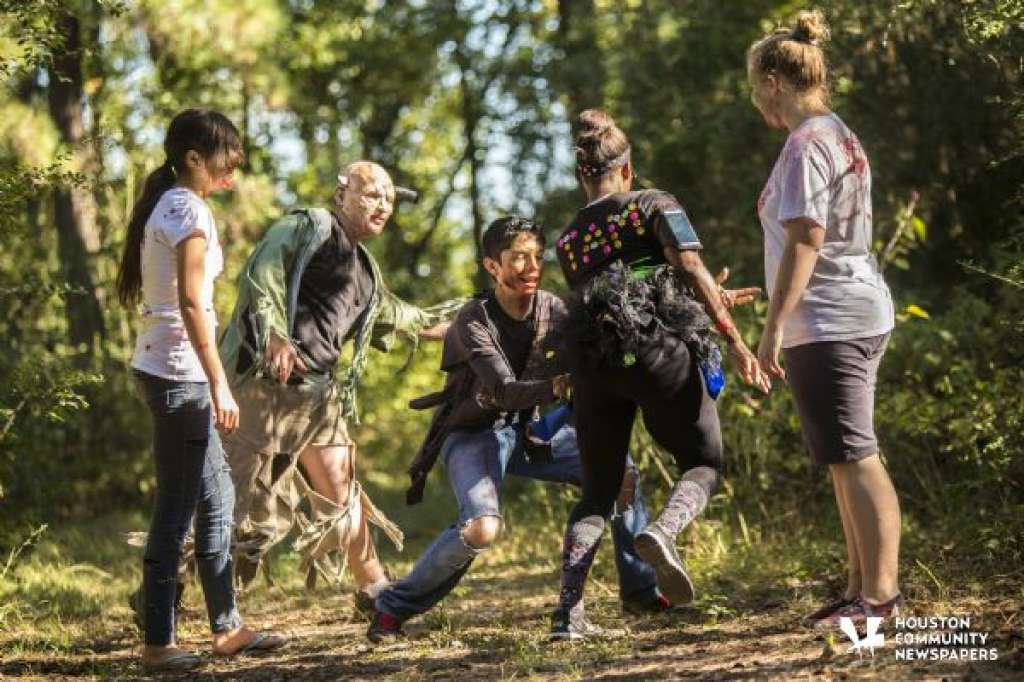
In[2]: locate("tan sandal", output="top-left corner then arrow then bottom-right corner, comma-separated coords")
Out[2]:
141,650 -> 203,671
214,632 -> 289,658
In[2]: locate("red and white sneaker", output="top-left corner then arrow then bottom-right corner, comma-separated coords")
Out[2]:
814,593 -> 904,629
863,593 -> 905,618
801,596 -> 858,628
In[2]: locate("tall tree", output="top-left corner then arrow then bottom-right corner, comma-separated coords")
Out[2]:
47,6 -> 104,355
555,0 -> 605,122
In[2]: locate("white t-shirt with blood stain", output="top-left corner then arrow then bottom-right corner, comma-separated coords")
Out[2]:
130,187 -> 223,382
757,113 -> 894,349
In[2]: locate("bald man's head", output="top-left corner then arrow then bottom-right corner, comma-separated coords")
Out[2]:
334,161 -> 395,243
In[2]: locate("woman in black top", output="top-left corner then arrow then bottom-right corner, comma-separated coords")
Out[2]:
550,110 -> 770,640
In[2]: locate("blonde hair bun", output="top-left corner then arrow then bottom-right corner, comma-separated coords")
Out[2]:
792,9 -> 830,45
577,109 -> 615,136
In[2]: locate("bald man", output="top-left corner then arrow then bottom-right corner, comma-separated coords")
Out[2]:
217,162 -> 461,608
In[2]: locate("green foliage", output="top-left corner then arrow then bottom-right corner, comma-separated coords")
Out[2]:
0,1 -> 70,80
0,161 -> 81,232
0,0 -> 1020,619
0,3 -> 112,518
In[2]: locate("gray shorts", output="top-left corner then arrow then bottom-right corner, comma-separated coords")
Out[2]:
783,333 -> 889,466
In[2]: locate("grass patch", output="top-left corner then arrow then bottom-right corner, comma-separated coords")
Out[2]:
0,475 -> 1020,679
0,513 -> 144,655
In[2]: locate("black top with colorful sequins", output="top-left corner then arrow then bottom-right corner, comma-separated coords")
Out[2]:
556,189 -> 702,290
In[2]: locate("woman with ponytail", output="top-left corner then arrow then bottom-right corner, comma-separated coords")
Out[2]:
748,10 -> 902,626
118,109 -> 286,669
549,109 -> 770,640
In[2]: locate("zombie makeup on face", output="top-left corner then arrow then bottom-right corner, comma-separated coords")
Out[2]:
185,148 -> 241,196
209,153 -> 241,191
495,233 -> 543,298
337,163 -> 396,242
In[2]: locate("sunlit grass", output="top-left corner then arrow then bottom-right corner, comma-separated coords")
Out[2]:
1,475 -> 1020,679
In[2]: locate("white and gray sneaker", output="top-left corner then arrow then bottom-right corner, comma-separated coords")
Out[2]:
549,608 -> 626,642
634,522 -> 695,605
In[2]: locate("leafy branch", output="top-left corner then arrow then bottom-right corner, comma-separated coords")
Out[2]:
0,157 -> 86,239
0,524 -> 48,580
959,260 -> 1024,290
0,0 -> 129,79
878,191 -> 924,273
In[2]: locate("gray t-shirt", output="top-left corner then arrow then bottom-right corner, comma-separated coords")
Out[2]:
758,113 -> 894,349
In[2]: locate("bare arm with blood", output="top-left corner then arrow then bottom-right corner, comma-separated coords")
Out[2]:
666,247 -> 771,394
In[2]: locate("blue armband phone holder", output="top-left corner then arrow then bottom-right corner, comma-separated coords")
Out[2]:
699,346 -> 726,400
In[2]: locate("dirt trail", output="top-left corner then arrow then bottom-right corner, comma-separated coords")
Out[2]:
2,555 -> 1021,681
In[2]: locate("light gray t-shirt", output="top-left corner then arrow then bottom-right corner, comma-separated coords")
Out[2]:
130,187 -> 223,381
758,113 -> 894,349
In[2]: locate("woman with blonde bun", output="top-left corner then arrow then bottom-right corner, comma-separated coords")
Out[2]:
748,10 -> 902,627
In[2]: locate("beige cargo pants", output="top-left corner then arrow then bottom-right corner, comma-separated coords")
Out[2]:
225,377 -> 403,589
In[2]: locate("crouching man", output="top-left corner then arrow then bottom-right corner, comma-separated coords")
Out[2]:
367,216 -> 668,643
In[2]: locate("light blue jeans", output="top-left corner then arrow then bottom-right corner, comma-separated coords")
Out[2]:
376,423 -> 657,620
135,370 -> 242,645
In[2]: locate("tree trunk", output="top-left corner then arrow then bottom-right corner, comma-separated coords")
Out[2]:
457,64 -> 488,290
468,122 -> 486,291
556,0 -> 605,123
242,75 -> 254,172
47,9 -> 104,355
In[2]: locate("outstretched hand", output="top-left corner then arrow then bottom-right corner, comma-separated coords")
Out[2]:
419,320 -> 451,341
715,267 -> 762,310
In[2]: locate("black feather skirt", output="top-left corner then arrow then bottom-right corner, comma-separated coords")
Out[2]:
566,262 -> 720,388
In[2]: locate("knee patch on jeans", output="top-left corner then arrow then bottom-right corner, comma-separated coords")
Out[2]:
459,514 -> 502,551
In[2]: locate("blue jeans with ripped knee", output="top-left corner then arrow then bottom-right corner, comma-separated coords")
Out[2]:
376,423 -> 658,621
135,370 -> 242,645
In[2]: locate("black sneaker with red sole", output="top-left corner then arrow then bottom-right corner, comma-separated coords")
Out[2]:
622,592 -> 677,616
366,610 -> 404,644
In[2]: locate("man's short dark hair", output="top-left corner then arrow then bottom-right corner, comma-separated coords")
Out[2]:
481,216 -> 546,261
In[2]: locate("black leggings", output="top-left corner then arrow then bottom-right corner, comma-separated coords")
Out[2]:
568,341 -> 723,524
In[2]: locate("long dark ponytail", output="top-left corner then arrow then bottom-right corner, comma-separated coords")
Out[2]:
117,108 -> 242,307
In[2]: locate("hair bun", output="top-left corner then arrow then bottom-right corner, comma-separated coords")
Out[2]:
792,9 -> 830,44
573,108 -> 630,178
577,109 -> 615,136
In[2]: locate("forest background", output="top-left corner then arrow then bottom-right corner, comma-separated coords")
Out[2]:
0,0 -> 1021,678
